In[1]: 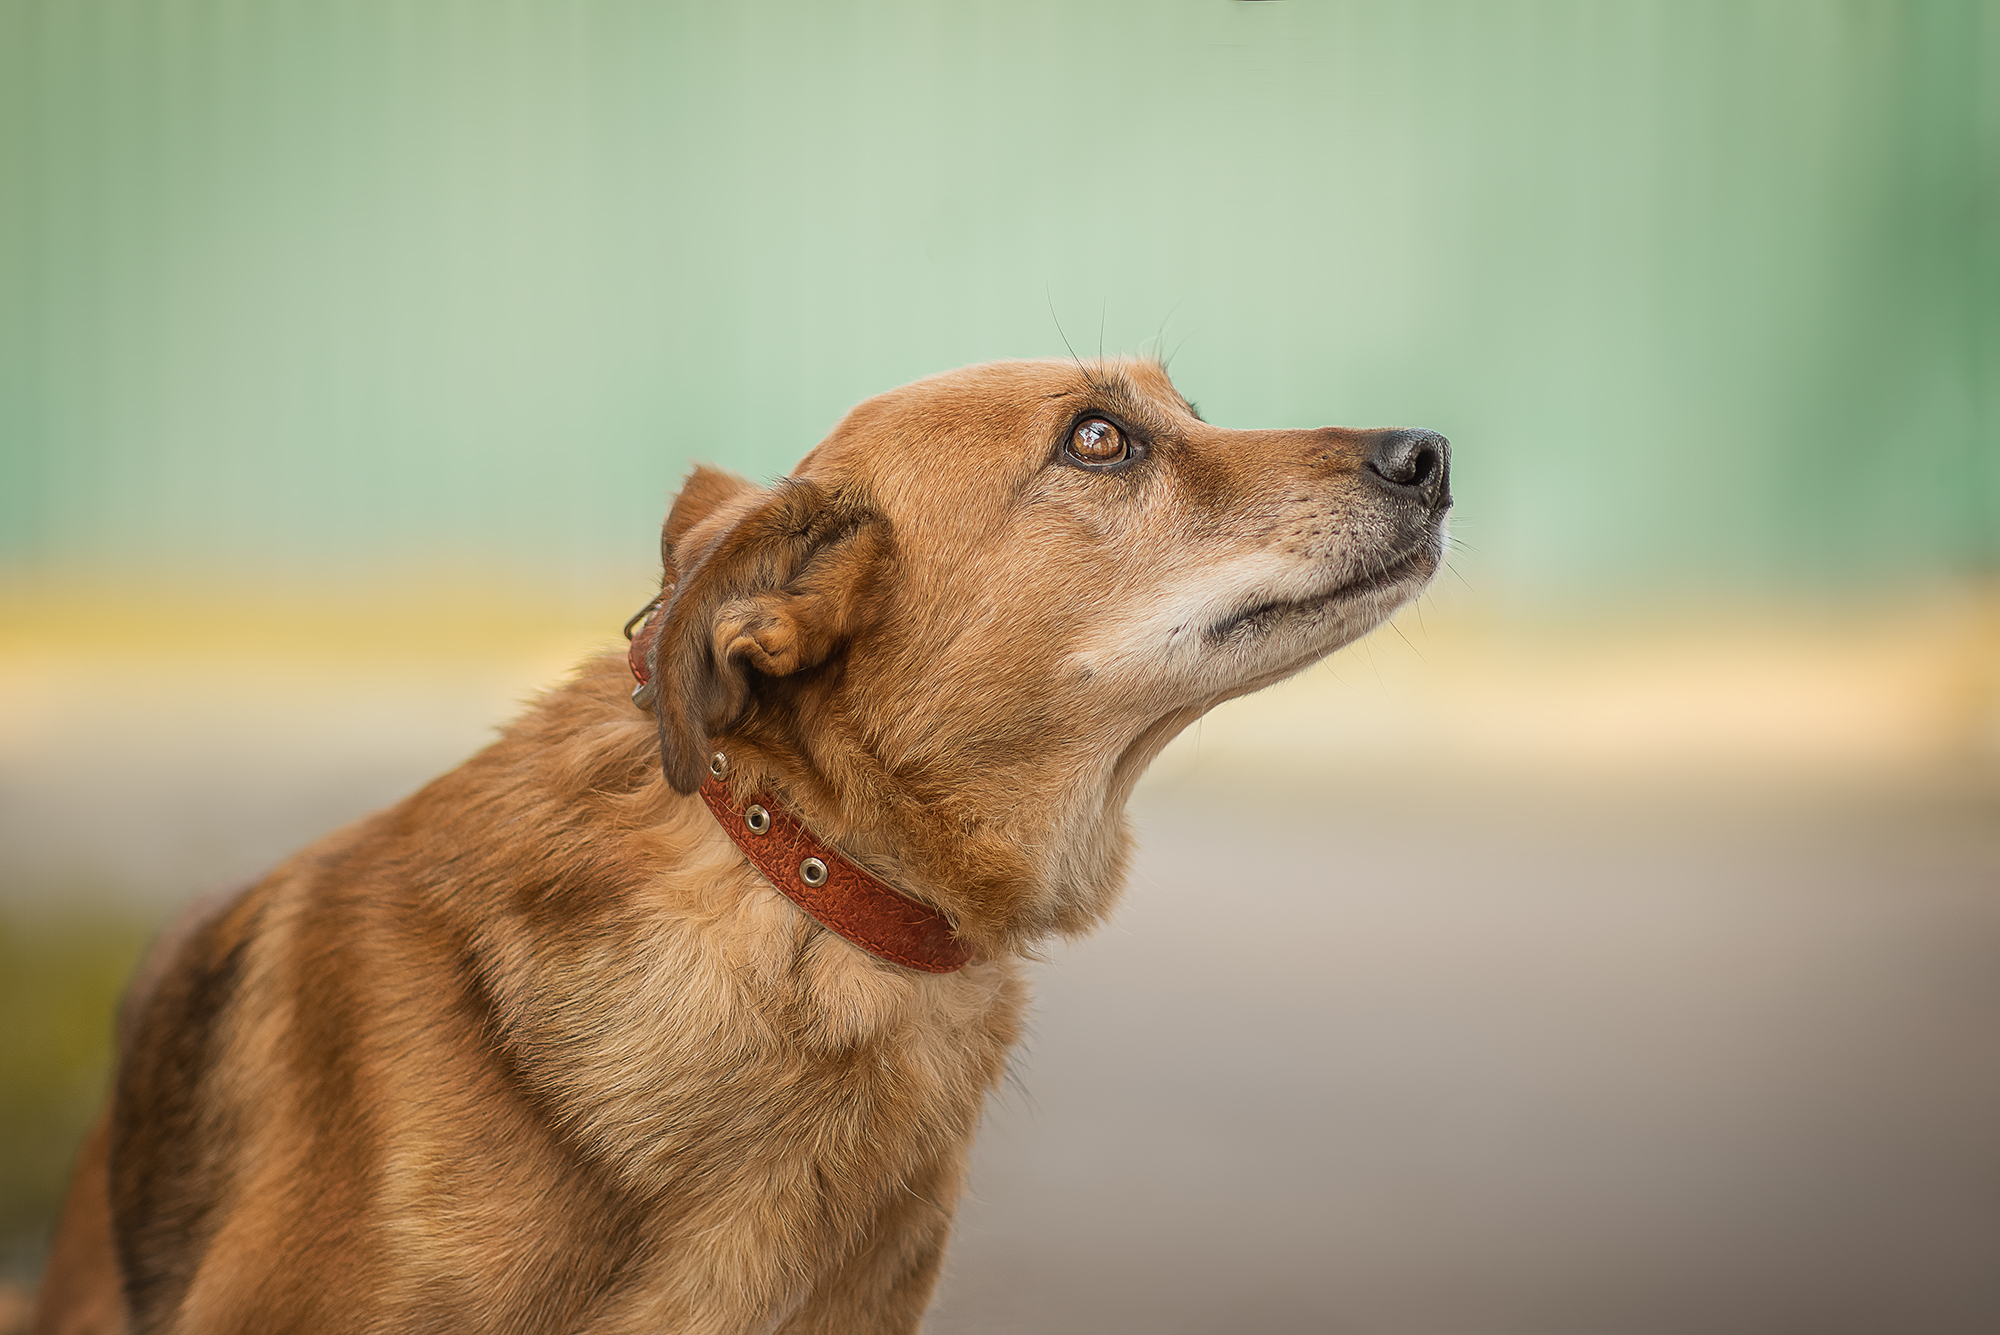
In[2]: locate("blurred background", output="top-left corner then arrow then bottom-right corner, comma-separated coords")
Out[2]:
2,1 -> 1997,1330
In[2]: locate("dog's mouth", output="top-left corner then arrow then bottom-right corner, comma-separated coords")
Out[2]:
1205,541 -> 1438,645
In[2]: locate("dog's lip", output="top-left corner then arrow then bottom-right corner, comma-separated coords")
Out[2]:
1205,542 -> 1436,643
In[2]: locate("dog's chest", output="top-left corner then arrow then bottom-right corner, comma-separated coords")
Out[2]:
491,905 -> 1024,1201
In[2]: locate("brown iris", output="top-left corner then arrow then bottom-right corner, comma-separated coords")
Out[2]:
1068,417 -> 1127,464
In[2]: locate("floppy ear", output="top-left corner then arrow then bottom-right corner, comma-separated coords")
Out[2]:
651,476 -> 889,794
662,465 -> 758,576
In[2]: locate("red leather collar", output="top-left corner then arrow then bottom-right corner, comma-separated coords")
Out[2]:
626,593 -> 971,974
698,775 -> 971,973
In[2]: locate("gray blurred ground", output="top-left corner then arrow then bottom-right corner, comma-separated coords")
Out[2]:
926,773 -> 2000,1335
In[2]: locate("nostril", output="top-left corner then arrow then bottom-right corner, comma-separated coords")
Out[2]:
1369,453 -> 1408,485
1405,443 -> 1438,487
1364,428 -> 1451,503
1367,430 -> 1434,481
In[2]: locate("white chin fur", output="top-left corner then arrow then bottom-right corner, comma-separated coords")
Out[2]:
1067,543 -> 1436,701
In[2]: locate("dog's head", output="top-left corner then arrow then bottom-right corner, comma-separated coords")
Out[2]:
646,358 -> 1450,949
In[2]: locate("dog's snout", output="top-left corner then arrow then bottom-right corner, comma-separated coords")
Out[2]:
1363,429 -> 1451,509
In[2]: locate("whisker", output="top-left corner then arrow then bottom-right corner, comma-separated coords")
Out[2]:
1150,299 -> 1185,368
1388,617 -> 1428,665
1046,285 -> 1092,387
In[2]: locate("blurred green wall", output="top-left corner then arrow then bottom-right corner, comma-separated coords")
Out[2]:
1,0 -> 1995,592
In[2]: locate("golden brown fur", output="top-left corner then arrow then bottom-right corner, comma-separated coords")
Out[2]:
38,358 -> 1449,1333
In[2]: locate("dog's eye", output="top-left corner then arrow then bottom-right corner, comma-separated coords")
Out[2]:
1068,418 -> 1128,465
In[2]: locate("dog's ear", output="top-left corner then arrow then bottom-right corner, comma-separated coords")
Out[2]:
651,477 -> 888,794
661,465 -> 758,576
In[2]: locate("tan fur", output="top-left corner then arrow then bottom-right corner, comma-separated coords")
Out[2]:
37,358 -> 1449,1334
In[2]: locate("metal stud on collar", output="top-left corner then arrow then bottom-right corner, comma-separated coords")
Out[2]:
799,857 -> 828,887
744,804 -> 770,835
709,752 -> 728,778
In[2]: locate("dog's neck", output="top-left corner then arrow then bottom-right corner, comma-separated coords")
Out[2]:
694,759 -> 973,973
703,721 -> 1156,963
630,604 -> 988,969
627,592 -> 1141,958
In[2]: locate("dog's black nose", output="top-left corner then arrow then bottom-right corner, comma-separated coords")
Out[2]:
1364,429 -> 1452,510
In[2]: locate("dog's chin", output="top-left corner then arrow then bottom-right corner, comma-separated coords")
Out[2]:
1202,541 -> 1441,685
1207,542 -> 1436,643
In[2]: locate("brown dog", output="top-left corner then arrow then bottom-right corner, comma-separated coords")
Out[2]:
36,358 -> 1450,1334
